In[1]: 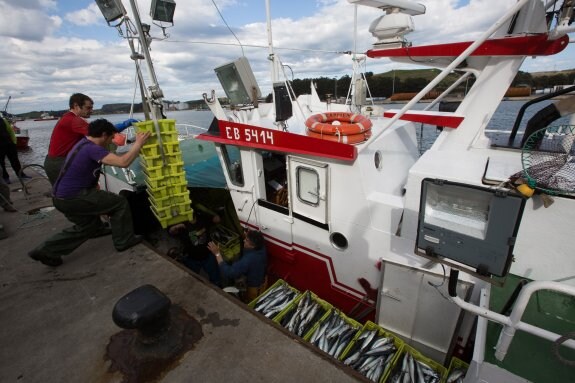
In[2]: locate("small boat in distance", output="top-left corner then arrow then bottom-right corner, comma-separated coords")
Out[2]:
33,112 -> 59,121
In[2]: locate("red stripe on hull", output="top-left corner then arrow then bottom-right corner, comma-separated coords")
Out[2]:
264,240 -> 375,321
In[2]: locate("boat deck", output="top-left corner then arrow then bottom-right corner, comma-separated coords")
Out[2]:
0,173 -> 363,383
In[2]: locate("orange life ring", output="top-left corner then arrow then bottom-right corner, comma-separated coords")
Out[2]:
306,128 -> 372,145
305,112 -> 372,136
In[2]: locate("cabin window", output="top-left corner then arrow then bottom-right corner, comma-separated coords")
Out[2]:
221,145 -> 244,187
261,151 -> 288,207
296,166 -> 320,206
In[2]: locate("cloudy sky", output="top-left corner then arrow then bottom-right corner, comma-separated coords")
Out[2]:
1,0 -> 574,113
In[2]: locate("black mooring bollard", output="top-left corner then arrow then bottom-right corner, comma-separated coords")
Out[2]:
112,284 -> 172,344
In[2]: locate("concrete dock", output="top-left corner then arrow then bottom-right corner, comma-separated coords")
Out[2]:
0,173 -> 364,383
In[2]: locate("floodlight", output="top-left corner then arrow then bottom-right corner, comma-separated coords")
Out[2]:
95,0 -> 127,24
150,0 -> 176,24
416,179 -> 525,278
214,57 -> 261,105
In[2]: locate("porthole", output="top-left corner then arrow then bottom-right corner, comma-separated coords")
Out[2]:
330,232 -> 348,251
374,151 -> 383,170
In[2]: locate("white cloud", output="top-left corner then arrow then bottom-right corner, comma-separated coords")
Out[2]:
1,0 -> 574,113
65,3 -> 103,26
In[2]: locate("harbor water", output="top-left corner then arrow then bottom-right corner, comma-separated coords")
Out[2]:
13,100 -> 569,171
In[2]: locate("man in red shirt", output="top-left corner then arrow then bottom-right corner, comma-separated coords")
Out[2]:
44,93 -> 94,184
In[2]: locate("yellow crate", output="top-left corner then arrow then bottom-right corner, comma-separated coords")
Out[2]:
163,141 -> 182,155
145,182 -> 169,199
167,183 -> 188,195
446,357 -> 469,383
150,201 -> 193,219
166,161 -> 184,175
387,344 -> 447,383
158,119 -> 177,133
274,291 -> 332,338
163,171 -> 187,187
143,164 -> 164,179
339,321 -> 404,382
141,144 -> 159,157
209,224 -> 241,263
150,206 -> 193,229
146,175 -> 170,189
149,192 -> 191,209
135,119 -> 177,134
140,154 -> 163,169
248,279 -> 300,309
135,120 -> 154,134
304,308 -> 361,343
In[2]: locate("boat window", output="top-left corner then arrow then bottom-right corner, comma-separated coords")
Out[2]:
261,151 -> 288,207
221,145 -> 244,187
296,166 -> 320,206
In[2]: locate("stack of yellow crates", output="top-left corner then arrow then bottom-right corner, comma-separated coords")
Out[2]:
135,119 -> 193,228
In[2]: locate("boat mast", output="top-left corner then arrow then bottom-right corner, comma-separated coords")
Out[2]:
265,0 -> 279,83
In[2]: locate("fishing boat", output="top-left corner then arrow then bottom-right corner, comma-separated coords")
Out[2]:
33,112 -> 59,121
96,0 -> 575,382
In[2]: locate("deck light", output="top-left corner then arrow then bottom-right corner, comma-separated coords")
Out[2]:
150,0 -> 176,24
416,179 -> 525,279
95,0 -> 127,24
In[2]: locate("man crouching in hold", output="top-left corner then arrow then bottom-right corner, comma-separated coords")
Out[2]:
29,119 -> 151,267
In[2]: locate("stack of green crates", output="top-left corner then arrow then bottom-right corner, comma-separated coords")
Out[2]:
135,119 -> 193,229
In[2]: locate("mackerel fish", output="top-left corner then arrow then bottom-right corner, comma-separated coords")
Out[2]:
342,329 -> 398,383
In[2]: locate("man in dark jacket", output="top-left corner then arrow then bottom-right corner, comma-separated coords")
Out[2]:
208,229 -> 267,302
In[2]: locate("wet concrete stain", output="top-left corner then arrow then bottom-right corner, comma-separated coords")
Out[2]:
105,304 -> 203,383
196,307 -> 240,328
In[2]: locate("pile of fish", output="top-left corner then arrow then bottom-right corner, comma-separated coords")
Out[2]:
446,367 -> 466,383
253,283 -> 299,319
279,292 -> 327,337
388,351 -> 442,383
342,329 -> 399,382
310,310 -> 359,360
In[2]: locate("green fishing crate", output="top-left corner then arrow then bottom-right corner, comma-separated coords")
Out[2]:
305,308 -> 361,342
248,279 -> 300,309
135,119 -> 177,134
209,224 -> 241,263
273,290 -> 332,338
339,321 -> 405,382
148,191 -> 191,209
387,343 -> 447,383
163,141 -> 182,154
445,356 -> 469,383
150,203 -> 194,229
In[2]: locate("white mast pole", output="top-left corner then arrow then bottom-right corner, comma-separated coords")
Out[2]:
265,0 -> 278,83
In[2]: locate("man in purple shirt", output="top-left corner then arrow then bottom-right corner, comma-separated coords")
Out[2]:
29,119 -> 150,267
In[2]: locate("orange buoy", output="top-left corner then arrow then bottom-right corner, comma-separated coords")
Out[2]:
305,112 -> 372,136
306,128 -> 372,145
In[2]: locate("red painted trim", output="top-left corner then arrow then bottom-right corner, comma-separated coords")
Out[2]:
367,34 -> 569,58
242,219 -> 372,299
197,120 -> 357,162
383,110 -> 464,128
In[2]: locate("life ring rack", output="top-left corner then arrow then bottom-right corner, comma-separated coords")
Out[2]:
305,112 -> 372,135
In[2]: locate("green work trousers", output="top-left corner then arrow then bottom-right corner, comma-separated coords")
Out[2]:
44,155 -> 66,185
35,188 -> 136,257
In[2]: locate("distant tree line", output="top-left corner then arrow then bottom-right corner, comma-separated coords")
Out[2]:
286,70 -> 575,101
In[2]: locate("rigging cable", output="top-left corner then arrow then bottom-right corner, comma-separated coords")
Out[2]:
211,0 -> 245,56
